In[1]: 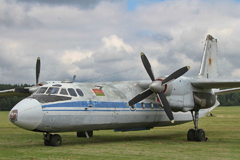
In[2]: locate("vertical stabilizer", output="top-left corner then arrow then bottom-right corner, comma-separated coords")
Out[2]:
198,35 -> 218,78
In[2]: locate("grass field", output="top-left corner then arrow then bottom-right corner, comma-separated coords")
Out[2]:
0,107 -> 240,160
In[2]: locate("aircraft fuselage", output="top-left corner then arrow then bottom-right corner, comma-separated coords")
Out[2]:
9,77 -> 214,133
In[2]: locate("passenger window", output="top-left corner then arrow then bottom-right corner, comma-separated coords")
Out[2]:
36,87 -> 48,94
46,87 -> 59,94
76,89 -> 84,97
60,88 -> 68,95
68,88 -> 77,97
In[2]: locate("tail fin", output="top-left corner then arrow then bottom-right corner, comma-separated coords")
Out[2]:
198,35 -> 218,78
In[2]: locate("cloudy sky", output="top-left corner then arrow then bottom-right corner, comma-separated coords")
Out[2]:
1,0 -> 240,84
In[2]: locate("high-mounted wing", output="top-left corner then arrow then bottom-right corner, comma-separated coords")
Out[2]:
191,78 -> 240,89
0,88 -> 31,97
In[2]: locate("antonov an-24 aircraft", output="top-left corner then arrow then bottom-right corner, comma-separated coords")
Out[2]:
1,35 -> 240,147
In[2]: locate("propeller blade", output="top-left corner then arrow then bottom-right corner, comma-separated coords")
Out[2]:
36,57 -> 41,85
127,89 -> 153,106
158,92 -> 174,123
72,75 -> 76,82
162,66 -> 190,85
141,52 -> 155,81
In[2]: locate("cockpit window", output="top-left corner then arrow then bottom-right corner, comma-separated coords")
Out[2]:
76,89 -> 84,97
60,88 -> 68,95
36,87 -> 48,94
46,87 -> 59,94
68,88 -> 77,97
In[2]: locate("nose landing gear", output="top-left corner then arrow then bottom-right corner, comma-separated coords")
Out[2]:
43,132 -> 62,146
187,110 -> 206,142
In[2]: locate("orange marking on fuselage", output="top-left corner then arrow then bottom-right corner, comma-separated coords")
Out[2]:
208,58 -> 212,65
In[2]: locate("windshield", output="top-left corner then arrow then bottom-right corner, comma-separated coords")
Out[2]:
36,87 -> 48,94
46,87 -> 59,94
35,86 -> 83,97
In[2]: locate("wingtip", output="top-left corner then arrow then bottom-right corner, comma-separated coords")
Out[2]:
171,120 -> 174,123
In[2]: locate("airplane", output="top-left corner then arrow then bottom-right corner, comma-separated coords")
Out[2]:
1,34 -> 240,147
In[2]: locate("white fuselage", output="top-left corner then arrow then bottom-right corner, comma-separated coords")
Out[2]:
9,77 -> 214,132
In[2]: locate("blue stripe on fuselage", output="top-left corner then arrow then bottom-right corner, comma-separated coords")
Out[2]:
41,101 -> 162,112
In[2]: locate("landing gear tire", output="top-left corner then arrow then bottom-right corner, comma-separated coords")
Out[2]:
44,139 -> 51,146
43,133 -> 62,146
77,131 -> 85,137
88,131 -> 93,137
44,133 -> 52,146
195,129 -> 205,142
50,134 -> 62,146
187,129 -> 196,141
44,134 -> 52,146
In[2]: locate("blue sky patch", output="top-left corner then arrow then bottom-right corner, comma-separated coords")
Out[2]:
127,0 -> 165,11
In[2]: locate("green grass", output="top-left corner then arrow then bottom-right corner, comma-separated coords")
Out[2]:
1,107 -> 240,160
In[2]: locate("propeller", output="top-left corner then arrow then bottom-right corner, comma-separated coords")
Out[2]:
36,57 -> 41,85
127,52 -> 190,123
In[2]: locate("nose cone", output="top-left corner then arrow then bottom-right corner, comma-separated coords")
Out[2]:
9,98 -> 43,131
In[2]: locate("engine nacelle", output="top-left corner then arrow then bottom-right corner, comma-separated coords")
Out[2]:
193,92 -> 216,109
168,77 -> 195,112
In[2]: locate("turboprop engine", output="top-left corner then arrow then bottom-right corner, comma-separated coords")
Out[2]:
128,53 -> 190,123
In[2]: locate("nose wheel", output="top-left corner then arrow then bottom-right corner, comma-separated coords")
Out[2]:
187,110 -> 206,142
43,133 -> 62,146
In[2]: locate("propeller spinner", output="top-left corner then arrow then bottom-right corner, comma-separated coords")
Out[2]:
127,52 -> 190,123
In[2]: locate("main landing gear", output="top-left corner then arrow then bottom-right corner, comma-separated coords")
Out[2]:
187,110 -> 206,142
77,131 -> 93,138
43,133 -> 62,146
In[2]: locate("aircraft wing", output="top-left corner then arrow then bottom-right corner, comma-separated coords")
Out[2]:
138,81 -> 151,89
0,88 -> 31,97
191,78 -> 240,89
213,88 -> 240,95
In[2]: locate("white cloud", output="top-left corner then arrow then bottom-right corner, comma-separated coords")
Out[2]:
231,69 -> 240,78
61,50 -> 93,65
101,35 -> 134,53
1,0 -> 240,84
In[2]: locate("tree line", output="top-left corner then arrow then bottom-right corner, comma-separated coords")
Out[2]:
0,84 -> 239,111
